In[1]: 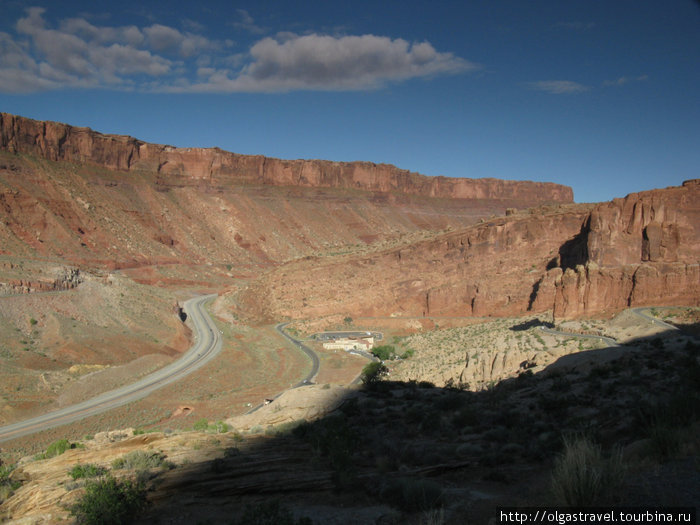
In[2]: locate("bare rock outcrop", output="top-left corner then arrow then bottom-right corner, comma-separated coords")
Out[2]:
552,180 -> 700,318
0,112 -> 573,205
238,204 -> 594,321
240,181 -> 699,322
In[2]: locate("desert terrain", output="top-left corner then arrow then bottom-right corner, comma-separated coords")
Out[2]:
0,114 -> 698,524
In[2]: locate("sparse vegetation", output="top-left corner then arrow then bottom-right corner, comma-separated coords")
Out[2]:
192,418 -> 231,433
550,435 -> 624,506
70,475 -> 147,525
35,439 -> 83,460
111,450 -> 173,472
0,463 -> 22,503
69,463 -> 107,480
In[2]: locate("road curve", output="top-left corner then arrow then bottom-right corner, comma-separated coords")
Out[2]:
629,307 -> 679,331
538,325 -> 620,347
0,294 -> 222,443
275,323 -> 320,387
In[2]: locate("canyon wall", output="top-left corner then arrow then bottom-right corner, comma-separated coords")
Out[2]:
0,112 -> 573,205
239,181 -> 699,321
237,204 -> 594,321
551,179 -> 700,318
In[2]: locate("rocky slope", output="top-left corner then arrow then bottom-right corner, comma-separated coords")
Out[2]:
239,181 -> 699,321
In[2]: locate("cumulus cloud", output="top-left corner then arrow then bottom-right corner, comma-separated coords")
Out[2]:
0,7 -> 474,94
183,33 -> 475,92
527,80 -> 590,94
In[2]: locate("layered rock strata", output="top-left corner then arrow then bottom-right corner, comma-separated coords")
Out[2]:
240,181 -> 699,321
0,112 -> 573,204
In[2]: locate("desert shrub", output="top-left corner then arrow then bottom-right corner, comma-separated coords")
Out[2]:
111,450 -> 172,471
419,508 -> 446,525
193,418 -> 209,431
192,418 -> 230,433
69,463 -> 107,480
550,435 -> 624,506
36,439 -> 82,460
70,475 -> 146,524
380,477 -> 445,512
401,348 -> 415,359
223,446 -> 240,458
371,345 -> 396,361
0,463 -> 22,503
361,362 -> 388,385
232,500 -> 312,525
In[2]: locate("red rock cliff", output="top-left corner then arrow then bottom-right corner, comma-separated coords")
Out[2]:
240,182 -> 699,322
552,180 -> 700,318
0,112 -> 573,204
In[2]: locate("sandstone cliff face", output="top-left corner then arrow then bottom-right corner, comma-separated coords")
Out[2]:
0,112 -> 573,205
237,205 -> 594,321
240,181 -> 699,322
551,180 -> 700,318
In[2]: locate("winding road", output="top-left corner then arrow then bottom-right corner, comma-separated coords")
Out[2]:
2,301 -> 680,441
0,294 -> 222,443
539,307 -> 680,346
275,323 -> 320,387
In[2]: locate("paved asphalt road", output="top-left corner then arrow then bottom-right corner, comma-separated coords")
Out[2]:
275,323 -> 320,387
539,326 -> 620,347
539,307 -> 681,347
0,294 -> 222,443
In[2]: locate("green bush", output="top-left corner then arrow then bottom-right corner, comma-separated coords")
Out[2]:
36,439 -> 82,460
70,475 -> 146,524
69,463 -> 107,480
0,463 -> 22,503
111,450 -> 172,471
192,418 -> 209,431
361,362 -> 388,385
192,418 -> 230,433
371,345 -> 396,361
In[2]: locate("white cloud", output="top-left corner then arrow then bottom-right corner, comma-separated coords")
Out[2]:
0,8 -> 474,94
232,9 -> 266,35
527,80 -> 590,94
602,75 -> 648,87
183,33 -> 476,92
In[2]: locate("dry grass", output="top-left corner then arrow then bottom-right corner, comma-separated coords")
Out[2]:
550,435 -> 624,506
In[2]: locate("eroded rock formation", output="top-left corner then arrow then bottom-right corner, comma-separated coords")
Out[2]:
551,180 -> 700,318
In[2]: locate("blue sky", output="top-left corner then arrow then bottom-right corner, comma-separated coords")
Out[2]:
0,1 -> 698,203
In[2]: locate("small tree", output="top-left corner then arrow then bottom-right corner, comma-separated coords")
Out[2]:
371,345 -> 396,361
361,362 -> 388,385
